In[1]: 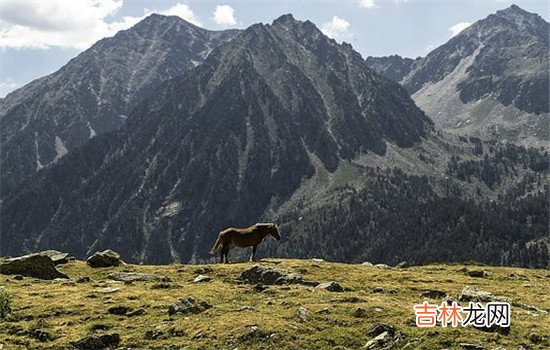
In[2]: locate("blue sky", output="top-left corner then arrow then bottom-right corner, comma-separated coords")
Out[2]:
1,0 -> 548,97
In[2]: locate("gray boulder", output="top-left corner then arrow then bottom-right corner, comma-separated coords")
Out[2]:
0,254 -> 69,280
73,333 -> 120,349
459,286 -> 507,302
168,298 -> 211,316
315,281 -> 344,292
297,307 -> 310,322
38,250 -> 72,265
193,274 -> 212,283
353,307 -> 366,318
367,322 -> 396,337
468,270 -> 488,278
86,250 -> 124,268
237,264 -> 305,285
364,331 -> 394,349
106,272 -> 167,282
95,287 -> 120,294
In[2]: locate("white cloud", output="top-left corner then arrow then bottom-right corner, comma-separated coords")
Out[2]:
321,16 -> 353,43
358,0 -> 377,9
160,3 -> 201,25
0,77 -> 21,97
0,1 -> 202,50
449,22 -> 472,37
211,5 -> 237,27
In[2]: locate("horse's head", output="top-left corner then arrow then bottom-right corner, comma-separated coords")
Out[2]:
269,224 -> 281,240
257,223 -> 281,240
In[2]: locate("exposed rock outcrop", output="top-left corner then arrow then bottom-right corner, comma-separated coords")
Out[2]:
0,254 -> 69,280
87,250 -> 124,268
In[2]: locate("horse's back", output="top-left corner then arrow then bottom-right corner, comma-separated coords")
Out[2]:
221,226 -> 259,247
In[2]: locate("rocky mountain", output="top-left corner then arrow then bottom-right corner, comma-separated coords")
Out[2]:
0,14 -> 238,197
0,14 -> 433,264
1,13 -> 547,268
365,55 -> 416,82
366,5 -> 549,148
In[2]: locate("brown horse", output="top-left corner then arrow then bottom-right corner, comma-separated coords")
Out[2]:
210,223 -> 281,263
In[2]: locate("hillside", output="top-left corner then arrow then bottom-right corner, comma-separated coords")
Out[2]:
0,14 -> 238,197
0,258 -> 549,349
366,5 -> 549,148
365,55 -> 416,82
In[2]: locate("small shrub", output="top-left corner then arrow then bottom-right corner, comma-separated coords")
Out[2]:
0,287 -> 13,319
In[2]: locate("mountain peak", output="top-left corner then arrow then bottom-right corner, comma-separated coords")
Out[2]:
272,13 -> 297,25
500,4 -> 529,15
492,3 -> 546,24
141,13 -> 194,24
0,10 -> 240,197
131,13 -> 203,33
383,3 -> 549,148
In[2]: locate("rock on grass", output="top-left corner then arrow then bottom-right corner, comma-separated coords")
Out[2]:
168,298 -> 211,316
237,264 -> 305,285
367,323 -> 396,337
459,286 -> 507,302
107,272 -> 167,282
107,306 -> 131,315
468,270 -> 489,278
297,307 -> 310,322
0,254 -> 69,280
38,250 -> 72,265
364,331 -> 394,349
73,333 -> 120,349
193,274 -> 212,283
86,250 -> 124,268
315,281 -> 344,292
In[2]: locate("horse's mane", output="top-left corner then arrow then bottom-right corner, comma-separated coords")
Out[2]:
255,222 -> 275,228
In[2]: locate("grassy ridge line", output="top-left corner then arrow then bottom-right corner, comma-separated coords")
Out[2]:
0,259 -> 549,349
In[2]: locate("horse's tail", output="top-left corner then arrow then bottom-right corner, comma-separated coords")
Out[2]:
210,234 -> 222,254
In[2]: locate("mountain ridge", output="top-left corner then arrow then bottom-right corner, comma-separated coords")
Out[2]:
366,4 -> 549,148
1,11 -> 548,269
0,14 -> 434,264
0,14 -> 239,197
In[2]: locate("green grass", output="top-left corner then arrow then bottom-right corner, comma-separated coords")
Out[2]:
329,160 -> 363,191
0,259 -> 548,349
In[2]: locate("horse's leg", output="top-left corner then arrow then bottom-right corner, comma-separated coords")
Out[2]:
223,247 -> 230,264
220,245 -> 225,263
250,245 -> 257,262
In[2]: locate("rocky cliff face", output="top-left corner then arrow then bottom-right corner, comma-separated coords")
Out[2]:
366,5 -> 549,148
0,14 -> 238,197
0,14 -> 432,264
365,55 -> 416,82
